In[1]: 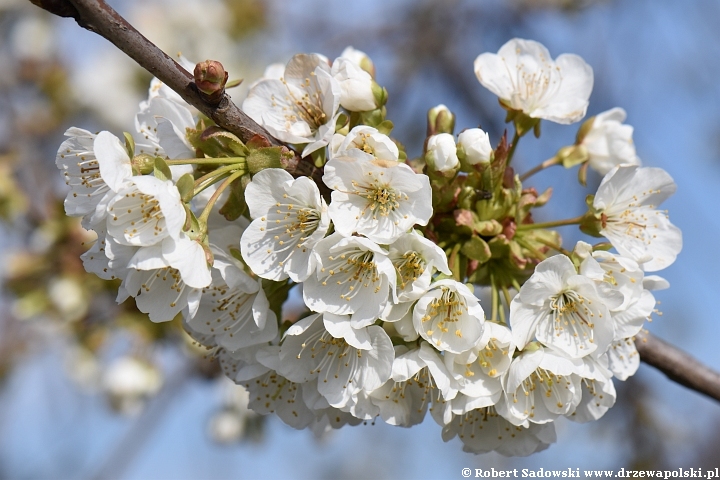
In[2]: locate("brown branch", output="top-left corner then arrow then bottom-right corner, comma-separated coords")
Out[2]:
636,331 -> 720,403
29,0 -> 323,185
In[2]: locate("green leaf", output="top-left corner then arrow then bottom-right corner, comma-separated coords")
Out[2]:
176,173 -> 195,203
218,174 -> 251,221
153,157 -> 172,182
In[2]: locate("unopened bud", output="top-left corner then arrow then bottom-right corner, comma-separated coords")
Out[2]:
132,154 -> 155,175
340,46 -> 375,78
427,104 -> 455,136
457,128 -> 493,168
425,133 -> 459,177
194,60 -> 228,102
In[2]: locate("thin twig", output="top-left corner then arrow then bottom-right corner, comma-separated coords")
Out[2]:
635,331 -> 720,403
29,0 -> 324,186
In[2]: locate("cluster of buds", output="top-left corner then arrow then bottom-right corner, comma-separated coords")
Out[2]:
53,39 -> 681,456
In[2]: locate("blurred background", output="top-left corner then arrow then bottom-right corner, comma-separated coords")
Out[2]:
0,0 -> 719,478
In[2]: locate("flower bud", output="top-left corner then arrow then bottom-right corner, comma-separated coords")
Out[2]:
332,57 -> 376,111
427,104 -> 455,136
457,128 -> 492,166
194,60 -> 228,101
340,46 -> 375,78
426,133 -> 459,176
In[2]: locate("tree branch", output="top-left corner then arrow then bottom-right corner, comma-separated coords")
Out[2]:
29,0 -> 323,184
635,331 -> 720,403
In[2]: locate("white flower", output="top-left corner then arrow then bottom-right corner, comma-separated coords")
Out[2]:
582,108 -> 640,175
240,169 -> 329,282
122,248 -> 203,322
474,38 -> 593,124
457,128 -> 492,165
278,313 -> 394,409
388,231 -> 451,302
56,129 -> 133,228
323,150 -> 432,244
243,54 -> 340,157
444,322 -> 515,404
606,337 -> 640,381
102,356 -> 162,415
441,406 -> 556,456
332,125 -> 399,161
339,46 -> 375,77
426,133 -> 459,173
510,255 -> 615,359
568,356 -> 616,423
592,165 -> 682,271
302,233 -> 395,328
106,175 -> 186,247
413,279 -> 485,354
331,56 -> 376,112
185,259 -> 277,352
499,346 -> 581,424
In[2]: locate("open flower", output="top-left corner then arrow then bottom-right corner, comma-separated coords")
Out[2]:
241,168 -> 330,282
413,279 -> 485,354
303,233 -> 396,328
243,54 -> 340,157
591,165 -> 682,271
510,255 -> 616,359
323,149 -> 432,244
474,38 -> 593,124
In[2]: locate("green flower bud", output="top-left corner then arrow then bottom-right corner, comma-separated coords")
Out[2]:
194,60 -> 229,102
427,104 -> 455,136
131,153 -> 156,175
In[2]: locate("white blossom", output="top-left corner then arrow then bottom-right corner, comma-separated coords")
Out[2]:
510,255 -> 616,359
332,125 -> 399,161
243,54 -> 340,157
582,107 -> 640,175
426,133 -> 459,173
240,169 -> 329,282
278,313 -> 394,409
413,279 -> 485,354
444,321 -> 515,406
568,356 -> 616,423
106,175 -> 186,247
303,233 -> 395,328
441,406 -> 557,456
606,337 -> 640,380
323,149 -> 432,244
56,129 -> 133,228
474,38 -> 593,124
458,128 -> 492,165
102,356 -> 162,415
331,56 -> 376,112
388,231 -> 450,302
499,346 -> 581,425
592,165 -> 682,271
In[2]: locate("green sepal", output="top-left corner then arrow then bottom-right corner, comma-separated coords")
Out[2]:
558,145 -> 589,169
247,146 -> 283,174
187,125 -> 249,158
123,132 -> 135,159
183,205 -> 202,237
461,235 -> 492,263
513,113 -> 540,138
579,211 -> 603,238
376,120 -> 394,136
311,148 -> 327,168
153,157 -> 172,182
360,108 -> 384,128
578,162 -> 589,187
218,173 -> 251,221
176,173 -> 195,203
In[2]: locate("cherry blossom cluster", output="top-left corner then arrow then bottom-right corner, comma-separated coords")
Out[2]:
55,39 -> 682,456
